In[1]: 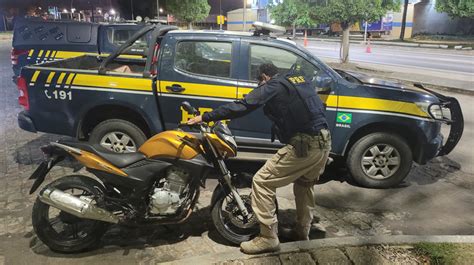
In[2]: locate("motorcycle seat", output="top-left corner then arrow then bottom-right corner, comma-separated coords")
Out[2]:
57,140 -> 146,168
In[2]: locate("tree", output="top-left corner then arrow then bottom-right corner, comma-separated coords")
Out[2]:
166,0 -> 211,29
435,0 -> 474,18
307,0 -> 400,63
269,0 -> 316,38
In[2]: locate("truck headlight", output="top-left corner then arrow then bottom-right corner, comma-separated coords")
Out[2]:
429,104 -> 444,120
416,102 -> 444,120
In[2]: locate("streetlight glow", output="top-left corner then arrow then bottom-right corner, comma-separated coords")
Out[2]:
110,9 -> 116,15
63,9 -> 68,13
159,8 -> 163,13
71,8 -> 76,13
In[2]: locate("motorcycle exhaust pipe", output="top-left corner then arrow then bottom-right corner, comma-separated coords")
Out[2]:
38,188 -> 119,224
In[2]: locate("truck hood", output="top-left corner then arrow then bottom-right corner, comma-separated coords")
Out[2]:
336,69 -> 433,95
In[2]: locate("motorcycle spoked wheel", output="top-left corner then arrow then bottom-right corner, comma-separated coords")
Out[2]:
32,175 -> 109,253
211,188 -> 261,245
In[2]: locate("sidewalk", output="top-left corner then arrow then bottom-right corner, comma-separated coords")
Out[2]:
164,235 -> 474,265
304,36 -> 473,50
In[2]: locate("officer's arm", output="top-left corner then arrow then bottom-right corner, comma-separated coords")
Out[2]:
202,79 -> 280,122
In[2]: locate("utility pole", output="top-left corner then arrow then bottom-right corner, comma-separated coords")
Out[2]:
131,0 -> 134,20
219,0 -> 222,30
400,0 -> 408,40
242,0 -> 246,31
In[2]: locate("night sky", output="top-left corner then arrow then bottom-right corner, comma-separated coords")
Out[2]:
0,0 -> 246,18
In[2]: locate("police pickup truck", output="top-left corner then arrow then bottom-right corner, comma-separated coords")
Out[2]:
11,18 -> 148,82
16,24 -> 464,188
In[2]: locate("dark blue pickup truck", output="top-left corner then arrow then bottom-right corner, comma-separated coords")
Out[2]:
16,24 -> 464,189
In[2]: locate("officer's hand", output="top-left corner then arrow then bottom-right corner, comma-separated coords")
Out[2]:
187,115 -> 203,125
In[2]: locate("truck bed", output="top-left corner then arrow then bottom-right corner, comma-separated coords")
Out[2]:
31,55 -> 147,75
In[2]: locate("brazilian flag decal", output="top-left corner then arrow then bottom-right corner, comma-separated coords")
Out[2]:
336,112 -> 352,123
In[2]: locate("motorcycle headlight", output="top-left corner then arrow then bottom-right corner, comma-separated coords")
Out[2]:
416,102 -> 444,120
222,134 -> 237,151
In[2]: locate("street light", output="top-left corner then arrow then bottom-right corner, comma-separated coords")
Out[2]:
71,8 -> 76,13
110,9 -> 116,15
63,9 -> 68,13
159,8 -> 163,13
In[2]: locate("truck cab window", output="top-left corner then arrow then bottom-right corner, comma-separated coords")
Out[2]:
249,45 -> 333,92
107,28 -> 148,50
174,41 -> 232,78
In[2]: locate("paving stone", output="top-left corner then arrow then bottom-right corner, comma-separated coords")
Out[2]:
279,252 -> 315,265
311,248 -> 351,265
344,246 -> 391,265
220,256 -> 281,265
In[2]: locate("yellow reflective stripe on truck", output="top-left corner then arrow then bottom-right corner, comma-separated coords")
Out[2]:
56,72 -> 66,84
46,72 -> 55,83
31,71 -> 41,82
65,73 -> 76,85
160,81 -> 237,99
238,87 -> 427,118
337,96 -> 429,118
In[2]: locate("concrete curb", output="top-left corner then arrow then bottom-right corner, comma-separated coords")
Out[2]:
162,235 -> 474,265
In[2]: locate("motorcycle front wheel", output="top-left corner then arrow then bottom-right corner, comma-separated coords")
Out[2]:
211,187 -> 260,245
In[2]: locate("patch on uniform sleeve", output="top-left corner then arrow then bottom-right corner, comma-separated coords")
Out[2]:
287,75 -> 306,84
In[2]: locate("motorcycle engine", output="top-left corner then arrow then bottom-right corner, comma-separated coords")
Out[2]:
149,167 -> 190,215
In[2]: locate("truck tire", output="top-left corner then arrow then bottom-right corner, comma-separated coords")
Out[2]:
347,132 -> 412,188
89,119 -> 147,153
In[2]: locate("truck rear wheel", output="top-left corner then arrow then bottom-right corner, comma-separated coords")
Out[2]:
89,119 -> 147,153
347,132 -> 412,188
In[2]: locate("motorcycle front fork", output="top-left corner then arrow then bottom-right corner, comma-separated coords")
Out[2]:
216,159 -> 250,218
205,138 -> 249,218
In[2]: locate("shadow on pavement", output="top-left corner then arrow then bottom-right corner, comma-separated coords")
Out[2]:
13,134 -> 73,166
29,206 -> 219,258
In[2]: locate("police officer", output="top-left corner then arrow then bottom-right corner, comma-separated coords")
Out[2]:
187,63 -> 331,254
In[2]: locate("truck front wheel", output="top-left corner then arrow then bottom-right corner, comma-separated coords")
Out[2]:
89,119 -> 147,153
347,132 -> 412,188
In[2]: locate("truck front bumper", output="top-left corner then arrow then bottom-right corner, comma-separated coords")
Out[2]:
417,133 -> 443,165
18,111 -> 37,133
414,84 -> 464,157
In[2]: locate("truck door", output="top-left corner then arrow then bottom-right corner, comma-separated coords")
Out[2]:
235,42 -> 337,144
157,35 -> 240,129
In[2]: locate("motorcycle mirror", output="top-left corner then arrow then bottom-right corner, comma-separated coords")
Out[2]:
181,101 -> 198,115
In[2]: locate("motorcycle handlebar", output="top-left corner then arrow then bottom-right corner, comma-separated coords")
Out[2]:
178,122 -> 208,132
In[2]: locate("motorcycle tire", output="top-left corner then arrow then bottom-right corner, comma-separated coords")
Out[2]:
32,175 -> 109,253
211,193 -> 259,245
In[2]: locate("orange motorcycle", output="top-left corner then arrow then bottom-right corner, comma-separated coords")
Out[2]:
29,102 -> 258,253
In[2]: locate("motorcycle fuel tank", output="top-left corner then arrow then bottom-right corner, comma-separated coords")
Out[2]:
139,130 -> 202,160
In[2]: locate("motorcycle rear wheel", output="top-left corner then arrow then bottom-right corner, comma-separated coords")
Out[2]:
32,175 -> 109,253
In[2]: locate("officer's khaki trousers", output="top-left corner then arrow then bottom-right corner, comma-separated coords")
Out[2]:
251,133 -> 331,229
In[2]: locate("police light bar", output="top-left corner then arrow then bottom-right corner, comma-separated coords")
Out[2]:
252,21 -> 286,36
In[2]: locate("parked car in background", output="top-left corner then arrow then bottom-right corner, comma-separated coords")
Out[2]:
11,18 -> 149,82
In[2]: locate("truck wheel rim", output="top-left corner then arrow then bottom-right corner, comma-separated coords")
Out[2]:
100,132 -> 137,153
361,144 -> 400,180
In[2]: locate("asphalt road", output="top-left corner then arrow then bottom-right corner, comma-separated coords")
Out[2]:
296,40 -> 474,75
